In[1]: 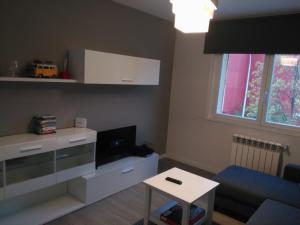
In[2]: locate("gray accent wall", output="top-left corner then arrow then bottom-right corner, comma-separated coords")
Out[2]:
0,0 -> 176,154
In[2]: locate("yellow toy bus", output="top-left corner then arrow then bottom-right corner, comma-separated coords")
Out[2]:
33,63 -> 58,78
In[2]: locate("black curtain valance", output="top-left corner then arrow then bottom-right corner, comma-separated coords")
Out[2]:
204,13 -> 300,54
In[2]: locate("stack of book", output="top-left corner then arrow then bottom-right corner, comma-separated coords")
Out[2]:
33,115 -> 56,135
160,203 -> 206,225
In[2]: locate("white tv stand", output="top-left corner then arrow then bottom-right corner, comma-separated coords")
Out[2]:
69,153 -> 159,205
0,128 -> 158,225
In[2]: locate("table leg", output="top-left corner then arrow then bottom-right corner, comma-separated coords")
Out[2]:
182,203 -> 190,225
144,186 -> 152,225
206,189 -> 216,225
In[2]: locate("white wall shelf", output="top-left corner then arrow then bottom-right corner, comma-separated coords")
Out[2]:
0,77 -> 77,83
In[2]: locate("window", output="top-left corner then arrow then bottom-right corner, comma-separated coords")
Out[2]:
212,54 -> 300,132
266,55 -> 300,127
217,54 -> 265,120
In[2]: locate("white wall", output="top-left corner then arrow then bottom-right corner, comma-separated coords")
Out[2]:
166,31 -> 300,174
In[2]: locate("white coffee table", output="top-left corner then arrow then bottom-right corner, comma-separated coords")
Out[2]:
143,168 -> 219,225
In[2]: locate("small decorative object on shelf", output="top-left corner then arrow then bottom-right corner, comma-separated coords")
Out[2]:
59,55 -> 71,79
160,203 -> 206,225
75,117 -> 87,128
33,115 -> 57,135
32,60 -> 58,78
8,60 -> 19,77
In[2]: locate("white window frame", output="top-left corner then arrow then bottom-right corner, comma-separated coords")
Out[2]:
207,54 -> 300,137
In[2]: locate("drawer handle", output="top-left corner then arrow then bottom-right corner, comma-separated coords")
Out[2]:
69,137 -> 87,144
56,154 -> 69,160
122,167 -> 134,174
20,145 -> 43,153
121,79 -> 134,82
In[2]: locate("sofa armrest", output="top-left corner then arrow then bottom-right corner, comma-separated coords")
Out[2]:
283,164 -> 300,183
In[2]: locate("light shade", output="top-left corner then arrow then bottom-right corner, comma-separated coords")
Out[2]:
170,0 -> 217,33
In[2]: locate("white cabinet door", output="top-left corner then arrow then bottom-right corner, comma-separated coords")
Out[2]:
132,57 -> 160,85
70,49 -> 160,85
84,50 -> 123,84
5,151 -> 55,199
56,144 -> 95,183
70,154 -> 159,204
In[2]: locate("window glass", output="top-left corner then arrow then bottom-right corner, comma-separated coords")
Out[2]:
266,55 -> 300,127
217,54 -> 265,119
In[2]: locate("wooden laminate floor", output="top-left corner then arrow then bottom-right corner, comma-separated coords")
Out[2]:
46,158 -> 244,225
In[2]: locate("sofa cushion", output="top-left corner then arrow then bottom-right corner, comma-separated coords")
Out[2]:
284,164 -> 300,183
214,194 -> 256,222
213,166 -> 300,209
247,199 -> 300,225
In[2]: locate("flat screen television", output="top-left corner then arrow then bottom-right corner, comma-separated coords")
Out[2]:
96,126 -> 136,168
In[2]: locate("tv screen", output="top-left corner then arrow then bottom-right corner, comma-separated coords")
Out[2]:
96,126 -> 136,168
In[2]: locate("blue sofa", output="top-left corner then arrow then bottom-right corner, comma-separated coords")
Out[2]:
247,199 -> 300,225
213,164 -> 300,223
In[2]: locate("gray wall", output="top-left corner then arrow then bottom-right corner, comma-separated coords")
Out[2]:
166,32 -> 300,173
0,0 -> 176,154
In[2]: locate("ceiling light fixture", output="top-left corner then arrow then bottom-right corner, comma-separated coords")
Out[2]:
170,0 -> 217,33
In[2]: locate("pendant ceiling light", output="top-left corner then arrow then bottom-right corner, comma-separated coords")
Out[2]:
170,0 -> 217,33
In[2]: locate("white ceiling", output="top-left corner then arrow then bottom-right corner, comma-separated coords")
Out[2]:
112,0 -> 300,21
113,0 -> 174,21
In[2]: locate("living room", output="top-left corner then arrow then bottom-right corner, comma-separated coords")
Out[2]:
0,0 -> 300,225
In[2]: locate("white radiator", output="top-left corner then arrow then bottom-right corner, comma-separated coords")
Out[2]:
230,134 -> 288,176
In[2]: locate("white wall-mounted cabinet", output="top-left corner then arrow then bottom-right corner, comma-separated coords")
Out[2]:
69,49 -> 160,85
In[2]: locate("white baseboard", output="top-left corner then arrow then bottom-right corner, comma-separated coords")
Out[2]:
163,152 -> 221,174
158,153 -> 168,160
